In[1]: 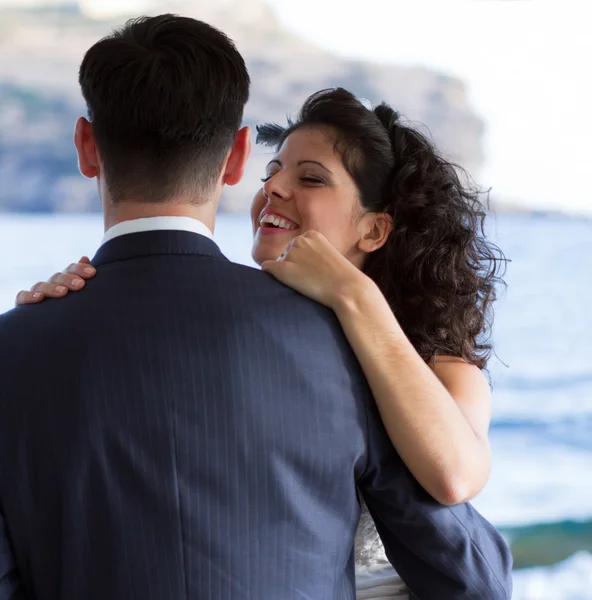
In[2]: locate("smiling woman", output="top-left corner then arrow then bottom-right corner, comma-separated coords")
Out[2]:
250,87 -> 507,598
250,126 -> 392,268
254,88 -> 505,368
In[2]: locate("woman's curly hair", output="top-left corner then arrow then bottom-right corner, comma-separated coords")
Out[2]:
257,88 -> 507,370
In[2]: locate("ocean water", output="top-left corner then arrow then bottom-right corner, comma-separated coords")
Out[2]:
1,212 -> 591,599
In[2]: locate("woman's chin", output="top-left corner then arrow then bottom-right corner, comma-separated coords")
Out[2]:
252,230 -> 296,266
251,247 -> 280,266
251,244 -> 283,266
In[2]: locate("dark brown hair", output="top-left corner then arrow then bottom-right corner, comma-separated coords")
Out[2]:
79,14 -> 250,203
257,88 -> 507,369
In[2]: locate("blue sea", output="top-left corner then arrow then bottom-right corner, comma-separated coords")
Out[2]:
1,212 -> 591,599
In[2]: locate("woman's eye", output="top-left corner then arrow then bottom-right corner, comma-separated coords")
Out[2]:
261,173 -> 323,184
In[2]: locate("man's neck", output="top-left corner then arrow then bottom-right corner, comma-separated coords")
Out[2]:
103,200 -> 217,234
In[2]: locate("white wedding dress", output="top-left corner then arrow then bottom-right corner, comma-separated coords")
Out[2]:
354,502 -> 410,600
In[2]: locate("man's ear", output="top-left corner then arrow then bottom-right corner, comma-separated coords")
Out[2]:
222,126 -> 252,186
357,212 -> 393,254
74,117 -> 100,179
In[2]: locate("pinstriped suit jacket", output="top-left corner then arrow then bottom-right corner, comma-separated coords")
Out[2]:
0,230 -> 512,600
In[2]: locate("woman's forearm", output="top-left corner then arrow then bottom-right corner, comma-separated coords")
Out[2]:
333,280 -> 491,505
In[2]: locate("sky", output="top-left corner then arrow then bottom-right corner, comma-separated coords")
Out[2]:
265,0 -> 591,215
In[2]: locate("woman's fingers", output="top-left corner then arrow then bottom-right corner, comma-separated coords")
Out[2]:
46,272 -> 87,291
65,260 -> 96,279
16,281 -> 69,305
14,258 -> 96,307
30,280 -> 70,297
15,290 -> 44,306
45,261 -> 96,290
16,275 -> 87,306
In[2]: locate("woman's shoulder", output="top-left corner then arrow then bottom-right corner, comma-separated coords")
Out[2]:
431,356 -> 491,400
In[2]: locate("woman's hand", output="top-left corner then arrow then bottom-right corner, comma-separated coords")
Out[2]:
261,230 -> 375,310
15,257 -> 96,306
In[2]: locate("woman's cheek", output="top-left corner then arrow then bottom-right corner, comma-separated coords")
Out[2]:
250,191 -> 266,233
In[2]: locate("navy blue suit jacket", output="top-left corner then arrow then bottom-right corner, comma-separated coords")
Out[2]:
0,231 -> 512,599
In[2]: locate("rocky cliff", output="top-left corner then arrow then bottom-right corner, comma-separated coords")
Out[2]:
0,2 -> 485,212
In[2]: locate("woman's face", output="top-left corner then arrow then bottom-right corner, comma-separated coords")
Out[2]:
250,126 -> 370,266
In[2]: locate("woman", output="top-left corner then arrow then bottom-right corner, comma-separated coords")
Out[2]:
18,88 -> 506,599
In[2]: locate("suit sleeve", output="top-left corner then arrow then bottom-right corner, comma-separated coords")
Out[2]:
0,511 -> 23,600
357,404 -> 513,600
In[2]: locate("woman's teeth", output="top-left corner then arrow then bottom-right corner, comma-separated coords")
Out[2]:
260,214 -> 298,230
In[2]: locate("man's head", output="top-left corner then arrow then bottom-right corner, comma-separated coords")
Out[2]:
75,14 -> 251,208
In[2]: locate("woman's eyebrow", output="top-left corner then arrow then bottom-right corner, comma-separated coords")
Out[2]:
298,160 -> 333,175
265,159 -> 333,176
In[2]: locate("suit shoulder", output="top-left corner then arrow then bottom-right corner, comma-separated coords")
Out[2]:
218,261 -> 304,295
0,299 -> 73,342
0,304 -> 33,331
208,261 -> 342,331
0,305 -> 39,363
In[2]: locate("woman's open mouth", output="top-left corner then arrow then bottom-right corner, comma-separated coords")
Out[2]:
258,211 -> 299,233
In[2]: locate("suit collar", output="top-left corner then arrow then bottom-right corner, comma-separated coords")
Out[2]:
91,230 -> 228,268
101,215 -> 214,245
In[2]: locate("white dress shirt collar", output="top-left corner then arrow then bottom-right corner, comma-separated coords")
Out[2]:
101,216 -> 214,246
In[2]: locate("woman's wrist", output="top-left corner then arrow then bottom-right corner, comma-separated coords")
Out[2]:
332,273 -> 411,355
332,273 -> 388,318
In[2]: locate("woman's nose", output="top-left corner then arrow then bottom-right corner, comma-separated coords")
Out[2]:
263,172 -> 290,201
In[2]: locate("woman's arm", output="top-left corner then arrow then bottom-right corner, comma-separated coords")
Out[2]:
334,284 -> 491,505
263,231 -> 492,505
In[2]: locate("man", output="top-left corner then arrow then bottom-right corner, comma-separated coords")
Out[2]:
0,15 -> 512,599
